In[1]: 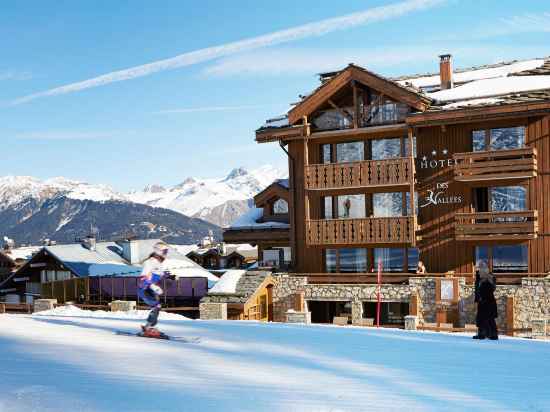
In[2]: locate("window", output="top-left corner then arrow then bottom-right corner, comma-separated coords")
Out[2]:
407,248 -> 419,272
371,138 -> 401,160
263,249 -> 281,267
373,192 -> 404,217
490,186 -> 526,212
273,199 -> 288,214
321,144 -> 332,164
475,245 -> 528,273
323,196 -> 334,219
339,249 -> 367,273
367,96 -> 409,125
325,249 -> 367,273
374,248 -> 405,272
312,107 -> 353,130
337,194 -> 365,218
336,141 -> 364,163
325,249 -> 337,273
472,126 -> 525,151
493,245 -> 527,273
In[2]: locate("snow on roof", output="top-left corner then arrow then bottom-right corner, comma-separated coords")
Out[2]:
168,244 -> 199,256
439,97 -> 506,110
208,270 -> 246,294
397,59 -> 546,89
3,246 -> 41,261
162,257 -> 219,282
228,207 -> 290,230
261,115 -> 289,129
276,178 -> 289,189
428,75 -> 550,102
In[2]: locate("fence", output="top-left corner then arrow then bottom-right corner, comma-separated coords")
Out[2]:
41,276 -> 208,307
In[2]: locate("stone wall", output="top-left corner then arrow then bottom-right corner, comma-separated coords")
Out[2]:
272,274 -> 550,335
199,302 -> 227,320
272,274 -> 307,322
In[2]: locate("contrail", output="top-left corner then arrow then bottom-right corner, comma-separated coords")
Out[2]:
12,0 -> 444,105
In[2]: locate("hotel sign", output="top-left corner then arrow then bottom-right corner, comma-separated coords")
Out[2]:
418,148 -> 463,209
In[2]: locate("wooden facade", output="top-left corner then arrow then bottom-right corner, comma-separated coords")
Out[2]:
254,62 -> 550,283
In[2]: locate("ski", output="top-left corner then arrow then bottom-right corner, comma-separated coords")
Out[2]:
115,330 -> 200,343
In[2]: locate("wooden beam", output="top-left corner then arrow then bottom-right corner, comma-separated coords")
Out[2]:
327,99 -> 354,123
352,81 -> 359,129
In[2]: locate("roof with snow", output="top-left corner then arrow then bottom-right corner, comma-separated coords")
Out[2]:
202,270 -> 272,304
259,56 -> 550,128
16,239 -> 217,281
227,207 -> 290,230
2,246 -> 42,262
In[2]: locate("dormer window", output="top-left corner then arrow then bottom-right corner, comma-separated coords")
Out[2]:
273,199 -> 288,214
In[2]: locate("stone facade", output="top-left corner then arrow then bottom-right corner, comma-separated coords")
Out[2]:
272,274 -> 550,336
33,299 -> 57,313
199,302 -> 227,320
109,300 -> 136,312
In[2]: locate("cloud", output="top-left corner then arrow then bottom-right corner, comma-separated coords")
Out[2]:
11,0 -> 445,105
9,130 -> 119,140
153,103 -> 287,115
0,70 -> 33,81
202,44 -> 550,78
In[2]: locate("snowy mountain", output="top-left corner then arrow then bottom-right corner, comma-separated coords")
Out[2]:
0,165 -> 286,244
128,165 -> 287,227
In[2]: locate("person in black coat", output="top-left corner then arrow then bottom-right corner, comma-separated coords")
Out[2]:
473,262 -> 498,340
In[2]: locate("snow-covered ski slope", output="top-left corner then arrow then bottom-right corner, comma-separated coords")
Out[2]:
1,312 -> 549,412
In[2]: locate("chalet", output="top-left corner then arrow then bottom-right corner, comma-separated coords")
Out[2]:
186,243 -> 258,270
215,55 -> 550,334
200,270 -> 274,321
223,179 -> 291,269
3,238 -> 217,310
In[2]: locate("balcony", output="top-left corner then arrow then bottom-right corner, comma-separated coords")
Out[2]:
455,211 -> 538,241
305,157 -> 414,191
453,147 -> 537,184
306,216 -> 416,247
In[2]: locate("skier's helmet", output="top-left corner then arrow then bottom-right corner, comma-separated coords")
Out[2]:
153,242 -> 169,257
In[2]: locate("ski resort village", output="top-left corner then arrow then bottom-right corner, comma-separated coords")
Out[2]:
2,1 -> 550,411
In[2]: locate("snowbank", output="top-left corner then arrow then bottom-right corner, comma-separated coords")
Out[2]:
33,304 -> 188,320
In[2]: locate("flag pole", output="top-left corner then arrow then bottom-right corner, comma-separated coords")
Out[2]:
376,258 -> 382,328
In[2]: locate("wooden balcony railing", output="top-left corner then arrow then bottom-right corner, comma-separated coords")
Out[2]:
453,147 -> 537,183
455,210 -> 538,241
306,216 -> 416,246
305,157 -> 414,190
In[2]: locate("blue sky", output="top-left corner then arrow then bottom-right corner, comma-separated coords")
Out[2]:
1,0 -> 549,191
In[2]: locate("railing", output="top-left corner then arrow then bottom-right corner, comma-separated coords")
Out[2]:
305,157 -> 414,190
306,216 -> 416,246
455,210 -> 538,240
453,147 -> 537,182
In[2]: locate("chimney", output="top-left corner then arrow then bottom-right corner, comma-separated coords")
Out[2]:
439,54 -> 453,90
82,235 -> 96,251
120,239 -> 140,264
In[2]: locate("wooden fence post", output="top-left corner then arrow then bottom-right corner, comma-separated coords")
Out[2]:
506,296 -> 515,336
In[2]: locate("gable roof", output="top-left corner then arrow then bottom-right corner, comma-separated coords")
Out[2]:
287,64 -> 432,125
254,179 -> 290,207
202,270 -> 273,304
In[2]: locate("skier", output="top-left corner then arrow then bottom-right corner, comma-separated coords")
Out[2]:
138,241 -> 176,338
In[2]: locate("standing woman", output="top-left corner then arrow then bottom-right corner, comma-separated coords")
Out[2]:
474,261 -> 498,340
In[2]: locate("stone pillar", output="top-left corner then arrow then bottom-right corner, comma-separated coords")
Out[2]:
33,299 -> 57,313
405,315 -> 418,331
351,300 -> 363,326
531,318 -> 547,338
200,302 -> 227,320
109,300 -> 136,312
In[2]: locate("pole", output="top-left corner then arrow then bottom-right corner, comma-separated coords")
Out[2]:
376,258 -> 382,328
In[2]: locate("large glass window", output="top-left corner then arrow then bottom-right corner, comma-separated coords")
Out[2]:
337,194 -> 365,218
367,97 -> 409,125
325,249 -> 337,273
336,141 -> 364,163
374,248 -> 405,272
472,126 -> 525,151
373,192 -> 403,217
321,144 -> 332,164
407,248 -> 419,272
490,186 -> 526,212
475,245 -> 528,273
492,245 -> 528,273
323,196 -> 333,219
371,138 -> 401,160
339,249 -> 368,273
312,108 -> 353,130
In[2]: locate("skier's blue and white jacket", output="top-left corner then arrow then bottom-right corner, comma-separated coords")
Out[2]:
138,256 -> 169,306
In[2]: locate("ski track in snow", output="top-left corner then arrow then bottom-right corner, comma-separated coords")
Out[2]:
1,313 -> 549,412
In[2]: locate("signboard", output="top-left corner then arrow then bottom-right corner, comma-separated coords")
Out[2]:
440,279 -> 455,301
418,148 -> 463,209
